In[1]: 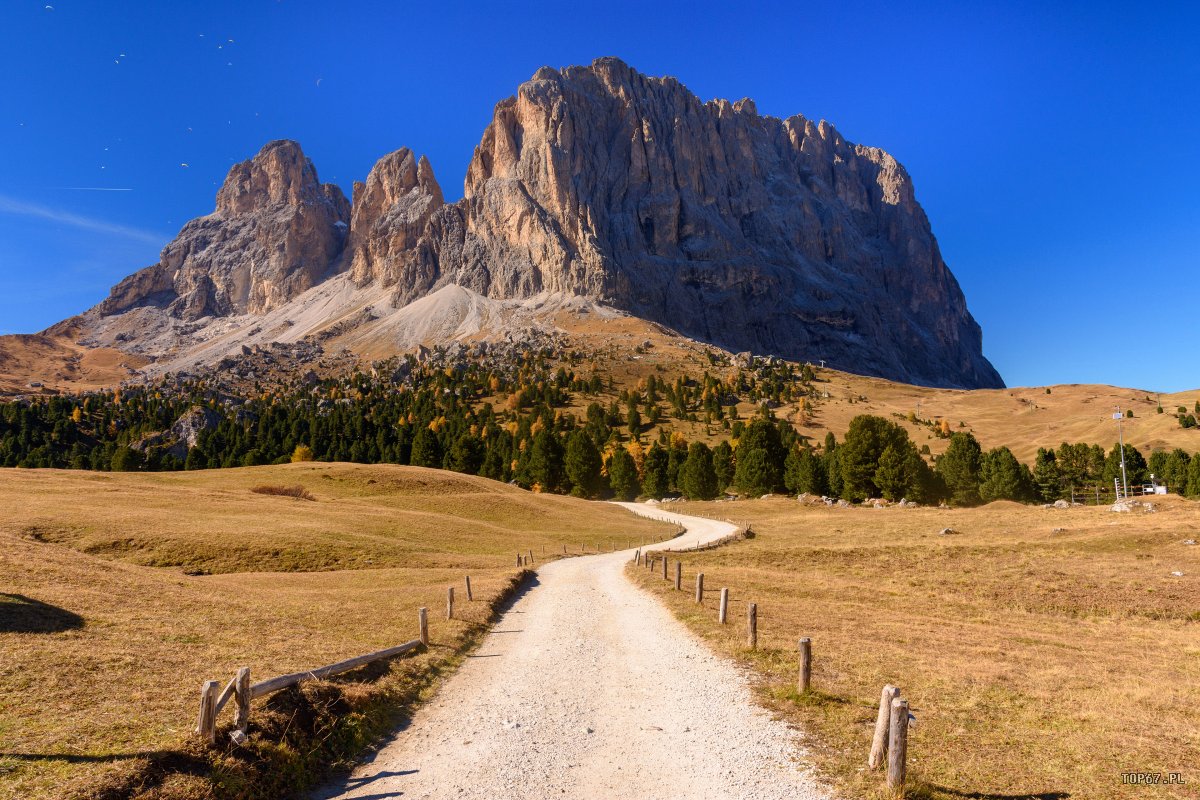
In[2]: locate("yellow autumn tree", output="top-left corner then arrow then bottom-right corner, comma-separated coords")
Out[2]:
291,444 -> 315,462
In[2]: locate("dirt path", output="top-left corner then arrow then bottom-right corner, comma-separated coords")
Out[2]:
313,504 -> 828,800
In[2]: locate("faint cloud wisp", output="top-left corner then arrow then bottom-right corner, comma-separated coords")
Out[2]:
0,194 -> 165,245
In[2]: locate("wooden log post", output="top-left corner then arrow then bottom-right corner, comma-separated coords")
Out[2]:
196,679 -> 219,744
695,572 -> 704,604
418,607 -> 429,647
719,587 -> 729,624
797,638 -> 812,694
747,602 -> 757,649
661,555 -> 668,580
674,560 -> 682,590
887,697 -> 910,793
528,549 -> 534,564
234,666 -> 251,733
516,553 -> 522,568
446,587 -> 455,620
465,575 -> 473,602
869,684 -> 900,769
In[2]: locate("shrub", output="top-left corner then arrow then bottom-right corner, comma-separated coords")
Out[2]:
251,484 -> 316,501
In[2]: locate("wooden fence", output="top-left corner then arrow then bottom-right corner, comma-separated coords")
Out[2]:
633,531 -> 914,795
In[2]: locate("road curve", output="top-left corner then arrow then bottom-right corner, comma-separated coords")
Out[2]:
312,503 -> 828,800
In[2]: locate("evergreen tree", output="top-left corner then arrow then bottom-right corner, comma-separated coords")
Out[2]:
937,432 -> 983,506
1103,443 -> 1148,490
822,432 -> 844,498
873,445 -> 910,501
712,441 -> 734,493
641,443 -> 670,498
1187,455 -> 1200,498
1163,449 -> 1191,493
784,445 -> 828,496
1032,447 -> 1061,502
564,430 -> 604,498
110,446 -> 142,472
448,433 -> 485,475
410,427 -> 443,468
527,429 -> 566,493
734,418 -> 784,495
839,415 -> 912,500
607,447 -> 640,501
978,446 -> 1033,502
679,442 -> 718,500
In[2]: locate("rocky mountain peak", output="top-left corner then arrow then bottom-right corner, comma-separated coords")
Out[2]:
97,139 -> 350,321
345,147 -> 448,289
76,59 -> 1001,389
214,139 -> 339,215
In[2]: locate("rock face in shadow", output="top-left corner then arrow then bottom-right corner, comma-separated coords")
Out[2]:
79,60 -> 1002,389
98,140 -> 350,321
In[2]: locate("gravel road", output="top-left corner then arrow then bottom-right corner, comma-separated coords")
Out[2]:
313,504 -> 829,800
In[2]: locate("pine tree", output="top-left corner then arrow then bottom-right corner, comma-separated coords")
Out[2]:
448,433 -> 485,475
410,428 -> 443,468
679,442 -> 718,500
564,430 -> 604,498
641,443 -> 670,498
873,445 -> 909,501
1032,447 -> 1061,502
527,429 -> 565,493
733,418 -> 784,495
937,432 -> 983,506
839,415 -> 912,500
712,441 -> 734,493
979,446 -> 1032,502
607,447 -> 640,501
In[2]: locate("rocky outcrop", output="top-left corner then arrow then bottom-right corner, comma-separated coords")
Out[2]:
428,58 -> 1002,389
79,59 -> 1002,389
98,140 -> 349,320
344,147 -> 449,297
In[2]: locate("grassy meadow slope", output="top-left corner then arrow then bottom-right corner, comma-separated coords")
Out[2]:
631,496 -> 1200,800
536,314 -> 1200,463
0,464 -> 670,800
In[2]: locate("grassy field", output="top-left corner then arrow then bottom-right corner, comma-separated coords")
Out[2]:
0,463 -> 670,800
630,495 -> 1200,799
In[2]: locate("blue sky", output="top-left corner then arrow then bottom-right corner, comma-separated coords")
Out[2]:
1,1 -> 1197,390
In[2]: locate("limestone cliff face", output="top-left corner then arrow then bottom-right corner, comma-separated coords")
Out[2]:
84,60 -> 1001,389
344,147 -> 448,297
432,58 -> 1001,389
98,140 -> 349,320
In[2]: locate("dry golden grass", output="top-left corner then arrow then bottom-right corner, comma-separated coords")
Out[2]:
0,329 -> 148,396
534,314 -> 1200,463
631,496 -> 1200,800
0,463 -> 669,799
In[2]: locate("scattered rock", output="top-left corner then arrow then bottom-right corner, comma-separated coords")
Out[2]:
1184,539 -> 1197,546
938,527 -> 958,536
1053,499 -> 1071,509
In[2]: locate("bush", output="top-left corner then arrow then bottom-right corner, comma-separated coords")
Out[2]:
251,484 -> 316,501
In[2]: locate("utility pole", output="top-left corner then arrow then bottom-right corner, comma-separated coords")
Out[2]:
1113,407 -> 1129,499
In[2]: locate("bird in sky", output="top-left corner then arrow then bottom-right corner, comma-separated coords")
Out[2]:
180,163 -> 189,168
316,77 -> 322,87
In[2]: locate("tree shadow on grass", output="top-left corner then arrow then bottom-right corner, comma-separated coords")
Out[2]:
0,594 -> 84,633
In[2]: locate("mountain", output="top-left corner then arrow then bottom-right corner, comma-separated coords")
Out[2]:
10,57 -> 1002,391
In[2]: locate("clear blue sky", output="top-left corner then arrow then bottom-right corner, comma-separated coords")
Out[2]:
1,1 -> 1197,390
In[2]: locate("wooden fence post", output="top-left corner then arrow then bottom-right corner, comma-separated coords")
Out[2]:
798,638 -> 812,693
528,549 -> 534,564
516,553 -> 522,568
465,575 -> 473,602
747,603 -> 757,649
869,684 -> 900,768
719,588 -> 729,624
887,697 -> 910,793
661,555 -> 668,579
234,666 -> 251,733
418,607 -> 429,646
695,573 -> 704,604
674,561 -> 682,590
447,587 -> 455,620
196,679 -> 219,744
